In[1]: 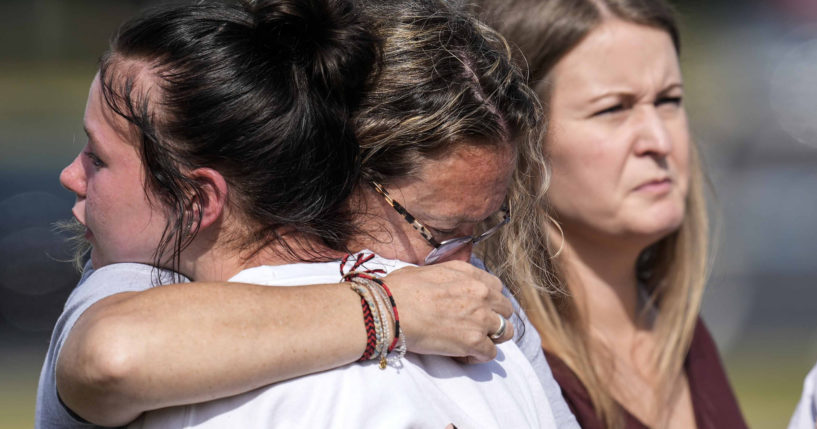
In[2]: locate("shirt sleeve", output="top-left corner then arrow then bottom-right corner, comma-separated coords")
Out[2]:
789,362 -> 817,429
506,290 -> 581,429
35,261 -> 185,429
470,256 -> 580,429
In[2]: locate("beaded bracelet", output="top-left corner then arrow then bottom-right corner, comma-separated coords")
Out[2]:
340,252 -> 404,368
367,278 -> 406,365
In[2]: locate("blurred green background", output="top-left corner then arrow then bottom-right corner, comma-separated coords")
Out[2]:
2,0 -> 817,428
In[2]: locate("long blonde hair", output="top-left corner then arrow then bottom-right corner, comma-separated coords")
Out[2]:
476,0 -> 710,427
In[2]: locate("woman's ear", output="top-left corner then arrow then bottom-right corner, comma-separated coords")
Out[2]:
188,167 -> 228,231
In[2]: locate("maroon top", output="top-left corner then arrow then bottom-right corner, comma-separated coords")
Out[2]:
545,318 -> 748,429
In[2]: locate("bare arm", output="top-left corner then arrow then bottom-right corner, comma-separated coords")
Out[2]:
56,260 -> 513,426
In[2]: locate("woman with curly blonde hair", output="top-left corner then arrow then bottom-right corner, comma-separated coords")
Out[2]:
39,0 -> 570,427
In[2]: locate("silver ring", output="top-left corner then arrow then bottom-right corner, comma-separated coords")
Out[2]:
489,314 -> 507,340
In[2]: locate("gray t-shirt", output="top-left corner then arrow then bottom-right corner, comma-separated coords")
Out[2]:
35,262 -> 185,429
472,257 -> 580,429
35,259 -> 578,428
505,294 -> 579,428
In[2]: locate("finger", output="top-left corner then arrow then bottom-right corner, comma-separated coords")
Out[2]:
486,312 -> 514,344
488,313 -> 507,339
460,342 -> 497,364
495,318 -> 514,343
489,292 -> 514,319
452,356 -> 470,364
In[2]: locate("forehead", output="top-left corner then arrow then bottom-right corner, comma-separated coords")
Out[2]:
85,61 -> 157,148
85,73 -> 131,143
396,143 -> 515,221
552,19 -> 681,99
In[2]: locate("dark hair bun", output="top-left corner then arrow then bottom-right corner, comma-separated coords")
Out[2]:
252,0 -> 377,104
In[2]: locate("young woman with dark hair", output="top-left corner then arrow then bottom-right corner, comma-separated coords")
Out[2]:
37,0 -> 569,427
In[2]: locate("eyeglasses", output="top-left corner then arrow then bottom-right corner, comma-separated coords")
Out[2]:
371,181 -> 510,265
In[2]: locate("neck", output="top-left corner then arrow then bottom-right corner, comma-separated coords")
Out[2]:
177,215 -> 339,281
556,224 -> 648,342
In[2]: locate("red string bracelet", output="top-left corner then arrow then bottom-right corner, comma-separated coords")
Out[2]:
357,297 -> 377,361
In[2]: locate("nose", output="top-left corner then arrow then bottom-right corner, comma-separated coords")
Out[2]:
60,154 -> 87,197
633,106 -> 673,157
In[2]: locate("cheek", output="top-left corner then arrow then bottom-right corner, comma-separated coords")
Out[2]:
88,175 -> 165,242
547,140 -> 620,215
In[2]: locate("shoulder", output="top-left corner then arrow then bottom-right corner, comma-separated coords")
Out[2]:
686,317 -> 730,375
36,262 -> 181,429
59,262 -> 181,326
543,350 -> 608,429
61,262 -> 180,335
686,317 -> 749,429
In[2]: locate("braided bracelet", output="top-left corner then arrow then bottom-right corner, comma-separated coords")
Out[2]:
349,282 -> 383,362
356,278 -> 393,368
356,295 -> 377,361
340,252 -> 404,368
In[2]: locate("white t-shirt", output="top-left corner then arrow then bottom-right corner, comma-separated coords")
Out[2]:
789,362 -> 817,429
129,254 -> 558,429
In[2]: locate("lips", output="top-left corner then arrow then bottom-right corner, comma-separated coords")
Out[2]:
71,209 -> 86,227
70,203 -> 92,239
634,177 -> 672,193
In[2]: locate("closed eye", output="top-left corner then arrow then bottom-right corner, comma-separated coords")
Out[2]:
593,103 -> 626,116
429,226 -> 458,237
656,96 -> 682,107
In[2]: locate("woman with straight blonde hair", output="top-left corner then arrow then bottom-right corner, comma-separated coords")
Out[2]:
476,0 -> 747,427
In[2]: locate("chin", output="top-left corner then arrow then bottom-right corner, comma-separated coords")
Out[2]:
636,215 -> 685,246
624,208 -> 685,248
643,197 -> 685,229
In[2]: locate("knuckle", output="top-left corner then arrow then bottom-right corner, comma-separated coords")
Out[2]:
486,275 -> 503,291
465,331 -> 485,348
472,283 -> 490,300
498,302 -> 514,319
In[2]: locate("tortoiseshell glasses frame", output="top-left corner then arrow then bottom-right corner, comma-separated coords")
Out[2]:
370,181 -> 510,265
